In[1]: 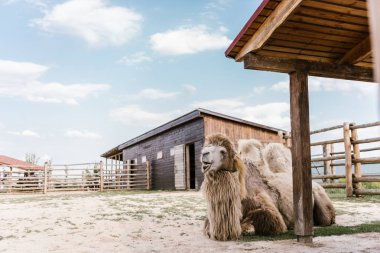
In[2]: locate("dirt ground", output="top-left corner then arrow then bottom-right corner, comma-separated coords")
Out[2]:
0,191 -> 380,253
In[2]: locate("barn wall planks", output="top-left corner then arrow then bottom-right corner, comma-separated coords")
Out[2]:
122,119 -> 204,190
203,115 -> 282,147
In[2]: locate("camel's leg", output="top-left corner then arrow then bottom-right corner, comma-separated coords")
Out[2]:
242,193 -> 287,236
204,218 -> 211,238
312,182 -> 336,226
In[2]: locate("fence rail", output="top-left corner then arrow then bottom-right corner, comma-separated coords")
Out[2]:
0,161 -> 151,194
310,121 -> 380,197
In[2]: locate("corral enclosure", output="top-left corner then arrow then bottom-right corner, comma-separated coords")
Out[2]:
0,162 -> 151,194
310,121 -> 380,197
2,121 -> 380,197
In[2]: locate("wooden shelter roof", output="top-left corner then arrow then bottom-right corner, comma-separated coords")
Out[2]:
0,155 -> 44,171
224,0 -> 379,243
225,0 -> 374,82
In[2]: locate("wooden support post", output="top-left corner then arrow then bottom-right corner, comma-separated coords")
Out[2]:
146,161 -> 151,190
44,162 -> 48,194
100,161 -> 104,192
289,69 -> 313,243
322,144 -> 332,183
343,123 -> 353,197
351,123 -> 362,194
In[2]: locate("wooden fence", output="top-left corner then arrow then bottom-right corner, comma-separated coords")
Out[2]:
0,161 -> 151,194
311,121 -> 380,197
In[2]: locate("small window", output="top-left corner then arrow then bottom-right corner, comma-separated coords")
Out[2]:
141,156 -> 147,163
170,148 -> 174,156
157,151 -> 163,159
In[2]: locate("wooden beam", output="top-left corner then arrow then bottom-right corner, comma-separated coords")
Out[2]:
235,0 -> 303,61
368,0 -> 380,83
338,36 -> 371,65
244,54 -> 374,82
289,69 -> 313,243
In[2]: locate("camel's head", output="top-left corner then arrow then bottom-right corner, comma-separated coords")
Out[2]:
201,134 -> 236,174
237,139 -> 263,164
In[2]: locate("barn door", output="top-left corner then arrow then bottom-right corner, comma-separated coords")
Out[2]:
174,144 -> 186,189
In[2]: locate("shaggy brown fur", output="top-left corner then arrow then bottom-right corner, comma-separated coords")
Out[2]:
202,134 -> 335,241
238,138 -> 336,232
202,134 -> 287,240
201,134 -> 247,241
241,193 -> 287,235
240,158 -> 290,235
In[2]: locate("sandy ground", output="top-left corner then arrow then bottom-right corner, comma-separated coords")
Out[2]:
0,191 -> 380,253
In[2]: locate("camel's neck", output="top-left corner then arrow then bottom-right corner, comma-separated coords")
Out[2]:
202,171 -> 242,240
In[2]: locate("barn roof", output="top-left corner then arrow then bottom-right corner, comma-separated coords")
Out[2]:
101,108 -> 285,158
225,0 -> 374,82
0,155 -> 44,171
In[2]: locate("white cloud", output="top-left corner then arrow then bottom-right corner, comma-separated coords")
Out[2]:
150,25 -> 232,55
8,130 -> 40,137
192,98 -> 290,129
110,105 -> 180,126
32,0 -> 142,48
271,81 -> 288,92
183,84 -> 197,94
0,59 -> 110,105
125,86 -> 197,101
201,0 -> 231,20
193,98 -> 244,109
0,60 -> 47,85
271,77 -> 379,98
252,86 -> 266,94
65,129 -> 102,139
118,51 -> 152,65
133,88 -> 180,100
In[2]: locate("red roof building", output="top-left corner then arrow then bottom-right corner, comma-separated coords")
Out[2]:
0,155 -> 44,171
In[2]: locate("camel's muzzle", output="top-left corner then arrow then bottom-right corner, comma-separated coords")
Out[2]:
202,162 -> 212,173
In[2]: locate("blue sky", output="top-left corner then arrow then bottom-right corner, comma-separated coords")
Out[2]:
0,0 -> 378,164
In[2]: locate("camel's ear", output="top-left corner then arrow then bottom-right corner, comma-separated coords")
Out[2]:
233,156 -> 247,199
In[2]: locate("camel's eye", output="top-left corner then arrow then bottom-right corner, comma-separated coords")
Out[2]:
220,150 -> 227,156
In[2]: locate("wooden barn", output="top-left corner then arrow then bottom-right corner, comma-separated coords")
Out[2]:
101,109 -> 287,190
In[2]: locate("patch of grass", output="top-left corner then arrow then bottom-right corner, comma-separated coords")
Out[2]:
325,188 -> 380,202
363,182 -> 380,189
243,222 -> 380,241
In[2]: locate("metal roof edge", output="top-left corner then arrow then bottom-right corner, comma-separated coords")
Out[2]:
225,0 -> 270,59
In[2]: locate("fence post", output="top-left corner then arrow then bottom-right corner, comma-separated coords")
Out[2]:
322,144 -> 332,182
351,123 -> 362,195
146,161 -> 150,190
127,160 -> 131,190
343,123 -> 353,197
8,167 -> 13,193
44,162 -> 48,194
100,161 -> 104,192
330,144 -> 335,181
